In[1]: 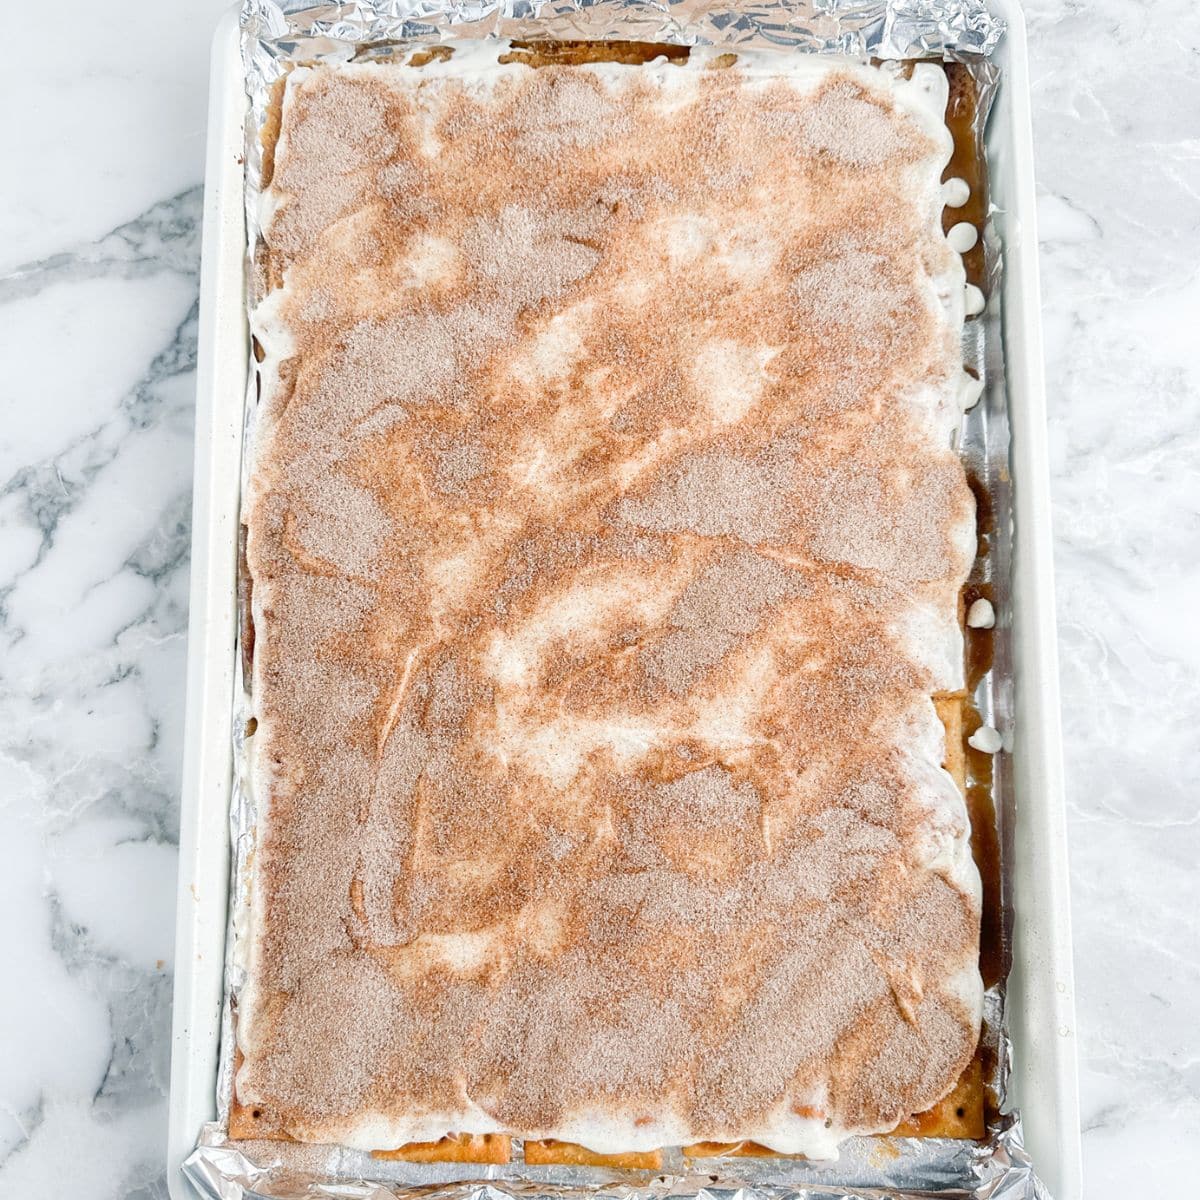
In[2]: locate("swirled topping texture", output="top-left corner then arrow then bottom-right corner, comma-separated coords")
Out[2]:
239,43 -> 980,1160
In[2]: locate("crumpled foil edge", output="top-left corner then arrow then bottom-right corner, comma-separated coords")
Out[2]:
181,1 -> 1056,1197
183,1116 -> 1052,1200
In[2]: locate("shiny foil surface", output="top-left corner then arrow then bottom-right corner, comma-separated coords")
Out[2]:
182,1 -> 1050,1197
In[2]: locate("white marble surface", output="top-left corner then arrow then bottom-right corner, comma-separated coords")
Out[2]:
1,2 -> 1196,1196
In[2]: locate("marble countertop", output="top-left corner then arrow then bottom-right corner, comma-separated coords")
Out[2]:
1,2 -> 1196,1196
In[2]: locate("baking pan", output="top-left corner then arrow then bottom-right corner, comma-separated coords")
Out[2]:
166,4 -> 1081,1196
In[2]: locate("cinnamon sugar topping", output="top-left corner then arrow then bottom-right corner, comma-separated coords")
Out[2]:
239,44 -> 980,1159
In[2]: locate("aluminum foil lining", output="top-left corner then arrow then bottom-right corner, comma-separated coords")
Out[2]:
183,1 -> 1048,1197
241,0 -> 1005,67
183,1116 -> 1051,1200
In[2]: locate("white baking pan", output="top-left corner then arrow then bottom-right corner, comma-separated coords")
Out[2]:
166,4 -> 1081,1196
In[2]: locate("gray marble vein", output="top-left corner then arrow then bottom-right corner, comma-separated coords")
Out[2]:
0,2 -> 1196,1197
1,181 -> 201,1198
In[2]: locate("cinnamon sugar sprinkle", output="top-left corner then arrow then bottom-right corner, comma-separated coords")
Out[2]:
239,45 -> 981,1158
